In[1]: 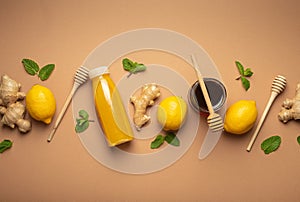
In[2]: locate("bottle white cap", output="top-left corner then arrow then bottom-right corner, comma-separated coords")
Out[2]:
89,66 -> 109,79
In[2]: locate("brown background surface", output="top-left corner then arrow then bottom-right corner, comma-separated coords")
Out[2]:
1,0 -> 300,201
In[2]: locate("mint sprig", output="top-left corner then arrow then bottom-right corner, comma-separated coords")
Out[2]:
122,58 -> 146,77
297,136 -> 300,145
75,110 -> 94,133
22,58 -> 55,81
150,132 -> 180,149
235,61 -> 253,91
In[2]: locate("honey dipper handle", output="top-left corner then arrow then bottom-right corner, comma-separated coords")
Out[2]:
191,55 -> 215,114
197,73 -> 215,114
47,84 -> 79,142
246,91 -> 278,152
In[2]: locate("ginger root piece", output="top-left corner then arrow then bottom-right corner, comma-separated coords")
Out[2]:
130,83 -> 160,130
278,83 -> 300,123
0,102 -> 31,133
0,74 -> 31,133
0,74 -> 26,106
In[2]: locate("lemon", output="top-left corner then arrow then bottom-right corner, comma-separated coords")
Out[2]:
224,100 -> 258,135
26,85 -> 56,124
157,96 -> 187,131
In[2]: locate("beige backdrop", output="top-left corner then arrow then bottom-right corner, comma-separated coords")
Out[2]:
1,0 -> 300,201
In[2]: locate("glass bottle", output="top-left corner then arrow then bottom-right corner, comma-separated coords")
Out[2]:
89,66 -> 133,146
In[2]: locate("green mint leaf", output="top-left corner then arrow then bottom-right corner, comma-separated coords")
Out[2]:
75,120 -> 89,133
22,58 -> 39,75
150,135 -> 165,149
79,110 -> 89,120
241,76 -> 250,91
244,68 -> 253,77
129,64 -> 147,74
38,64 -> 55,81
235,61 -> 244,75
0,139 -> 13,153
297,136 -> 300,145
122,58 -> 135,71
165,132 -> 180,146
261,135 -> 281,154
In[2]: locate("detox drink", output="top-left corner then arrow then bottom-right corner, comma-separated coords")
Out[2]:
89,66 -> 133,146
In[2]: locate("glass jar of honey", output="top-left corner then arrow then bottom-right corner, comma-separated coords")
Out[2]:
188,78 -> 227,116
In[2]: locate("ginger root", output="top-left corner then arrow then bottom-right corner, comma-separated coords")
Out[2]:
278,82 -> 300,123
130,83 -> 160,130
0,102 -> 31,133
0,74 -> 26,106
0,74 -> 31,133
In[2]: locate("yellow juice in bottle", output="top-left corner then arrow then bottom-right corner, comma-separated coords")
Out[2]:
89,66 -> 133,146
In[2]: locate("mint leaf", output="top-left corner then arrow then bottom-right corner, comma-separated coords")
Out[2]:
75,120 -> 89,133
22,59 -> 39,75
122,58 -> 135,71
150,135 -> 165,149
165,132 -> 180,146
38,64 -> 55,81
0,139 -> 13,153
244,68 -> 253,77
241,76 -> 250,91
129,64 -> 146,74
261,135 -> 281,154
79,109 -> 89,120
235,61 -> 244,75
297,136 -> 300,145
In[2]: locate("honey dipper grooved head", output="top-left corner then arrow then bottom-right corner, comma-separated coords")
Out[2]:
272,75 -> 286,94
75,67 -> 90,85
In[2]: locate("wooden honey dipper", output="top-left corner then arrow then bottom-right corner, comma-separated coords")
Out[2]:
191,55 -> 223,132
47,66 -> 90,142
246,75 -> 287,152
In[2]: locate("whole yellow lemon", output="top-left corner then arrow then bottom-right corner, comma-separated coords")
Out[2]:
224,100 -> 258,135
157,96 -> 187,131
26,85 -> 56,124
